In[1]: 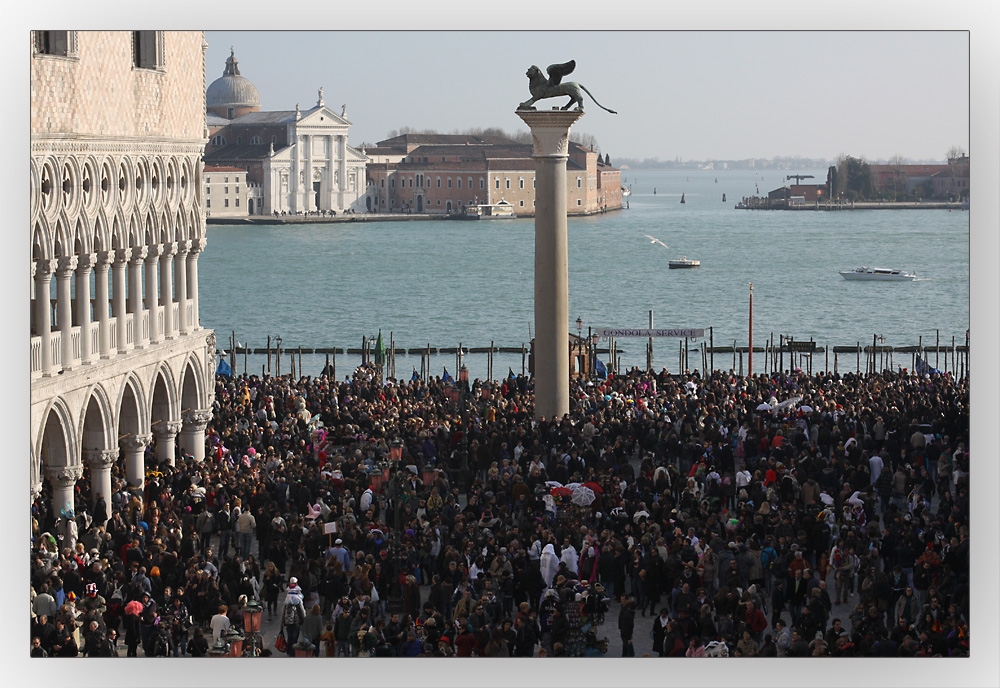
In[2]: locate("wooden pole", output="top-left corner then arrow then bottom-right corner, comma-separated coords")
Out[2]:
326,352 -> 330,378
834,352 -> 838,375
277,339 -> 281,377
244,339 -> 247,375
267,335 -> 271,375
426,343 -> 431,382
739,347 -> 743,377
710,326 -> 714,372
733,340 -> 737,371
936,329 -> 940,369
747,284 -> 753,377
522,343 -> 526,375
825,345 -> 829,374
952,335 -> 956,374
857,342 -> 861,373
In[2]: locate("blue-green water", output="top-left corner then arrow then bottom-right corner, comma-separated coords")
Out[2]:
199,169 -> 969,381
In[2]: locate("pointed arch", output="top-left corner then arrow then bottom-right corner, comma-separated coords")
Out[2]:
159,210 -> 172,245
143,209 -> 157,246
72,215 -> 92,255
179,351 -> 207,413
111,209 -> 128,250
80,383 -> 115,453
36,396 -> 79,469
32,217 -> 53,262
115,371 -> 150,439
93,209 -> 112,253
53,212 -> 73,258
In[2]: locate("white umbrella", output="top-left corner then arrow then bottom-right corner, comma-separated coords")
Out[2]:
819,492 -> 834,506
544,480 -> 564,489
756,403 -> 772,411
571,487 -> 596,506
798,405 -> 814,413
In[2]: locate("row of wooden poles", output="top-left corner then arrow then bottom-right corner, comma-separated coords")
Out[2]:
221,329 -> 969,381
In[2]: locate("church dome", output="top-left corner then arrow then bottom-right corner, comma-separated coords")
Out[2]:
206,49 -> 260,110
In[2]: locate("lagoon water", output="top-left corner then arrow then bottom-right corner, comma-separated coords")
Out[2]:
199,168 -> 969,381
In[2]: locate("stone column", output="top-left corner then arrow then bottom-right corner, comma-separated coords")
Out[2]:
121,434 -> 151,488
292,136 -> 301,212
45,464 -> 83,520
175,241 -> 190,334
187,239 -> 204,330
338,134 -> 348,211
159,242 -> 176,338
129,246 -> 148,347
94,250 -> 114,358
113,248 -> 131,353
153,420 -> 183,466
83,448 -> 117,513
34,259 -> 57,376
56,255 -> 79,369
144,244 -> 161,343
75,252 -> 96,364
304,134 -> 313,212
515,109 -> 584,421
180,408 -> 213,462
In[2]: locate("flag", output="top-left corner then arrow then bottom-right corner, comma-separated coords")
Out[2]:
595,358 -> 608,379
509,368 -> 516,379
216,358 -> 232,378
442,367 -> 453,383
374,330 -> 386,367
411,367 -> 420,382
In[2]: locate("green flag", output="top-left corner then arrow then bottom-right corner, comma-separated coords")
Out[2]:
374,330 -> 386,367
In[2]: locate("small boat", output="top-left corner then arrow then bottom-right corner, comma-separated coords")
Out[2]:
680,193 -> 686,204
457,201 -> 515,220
839,267 -> 916,281
669,256 -> 700,269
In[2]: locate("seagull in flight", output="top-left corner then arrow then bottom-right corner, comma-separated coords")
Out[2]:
643,235 -> 669,249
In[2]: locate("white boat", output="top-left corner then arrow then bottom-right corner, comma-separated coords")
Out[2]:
839,267 -> 916,281
459,200 -> 515,220
669,256 -> 700,269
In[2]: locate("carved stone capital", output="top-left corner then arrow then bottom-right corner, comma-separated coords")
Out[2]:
145,244 -> 163,261
182,408 -> 213,431
121,434 -> 152,452
188,238 -> 207,254
113,247 -> 133,265
83,448 -> 119,469
36,259 -> 58,277
130,246 -> 148,264
160,242 -> 177,258
96,250 -> 116,269
153,420 -> 184,439
57,255 -> 79,275
44,464 -> 84,486
514,110 -> 584,158
175,239 -> 191,256
76,252 -> 98,271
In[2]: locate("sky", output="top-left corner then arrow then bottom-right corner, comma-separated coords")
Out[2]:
206,30 -> 969,163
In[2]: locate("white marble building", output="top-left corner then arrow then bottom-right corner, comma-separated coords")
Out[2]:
30,31 -> 216,518
204,53 -> 369,215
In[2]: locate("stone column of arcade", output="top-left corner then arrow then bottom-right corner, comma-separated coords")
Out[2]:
44,464 -> 83,518
75,252 -> 96,363
154,420 -> 183,466
113,248 -> 132,353
83,448 -> 117,514
121,434 -> 151,488
180,409 -> 213,462
34,259 -> 57,376
56,255 -> 79,369
175,241 -> 190,334
94,250 -> 114,358
129,247 -> 148,347
186,239 -> 205,331
145,244 -> 162,343
160,242 -> 176,338
515,109 -> 584,421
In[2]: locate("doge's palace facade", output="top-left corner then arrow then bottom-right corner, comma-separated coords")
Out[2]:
30,31 -> 215,519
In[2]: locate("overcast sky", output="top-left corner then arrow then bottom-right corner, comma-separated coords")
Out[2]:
205,30 -> 968,163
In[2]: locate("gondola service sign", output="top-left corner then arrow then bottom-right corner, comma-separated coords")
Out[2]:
595,328 -> 705,339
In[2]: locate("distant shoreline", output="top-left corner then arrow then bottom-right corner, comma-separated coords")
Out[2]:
206,207 -> 624,225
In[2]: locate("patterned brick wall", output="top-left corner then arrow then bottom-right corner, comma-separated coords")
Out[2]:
31,31 -> 205,141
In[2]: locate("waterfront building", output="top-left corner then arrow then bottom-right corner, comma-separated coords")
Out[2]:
204,165 -> 256,218
870,157 -> 969,199
204,50 -> 368,215
30,31 -> 216,517
364,134 -> 623,215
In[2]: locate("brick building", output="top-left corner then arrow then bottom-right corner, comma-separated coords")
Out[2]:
364,135 -> 622,215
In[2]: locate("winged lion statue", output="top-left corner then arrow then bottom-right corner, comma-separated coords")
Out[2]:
517,60 -> 617,114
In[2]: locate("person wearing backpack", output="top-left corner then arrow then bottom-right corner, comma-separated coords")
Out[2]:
280,588 -> 306,656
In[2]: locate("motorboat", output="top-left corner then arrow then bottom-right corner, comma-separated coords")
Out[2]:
839,267 -> 916,281
669,256 -> 700,269
457,200 -> 515,220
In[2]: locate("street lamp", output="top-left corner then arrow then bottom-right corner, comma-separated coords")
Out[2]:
241,600 -> 263,657
576,317 -> 583,337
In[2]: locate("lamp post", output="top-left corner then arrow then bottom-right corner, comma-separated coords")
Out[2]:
241,599 -> 263,656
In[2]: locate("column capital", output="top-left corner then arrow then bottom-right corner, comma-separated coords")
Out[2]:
514,110 -> 585,158
188,238 -> 207,254
97,250 -> 116,268
83,448 -> 119,469
77,252 -> 98,271
113,247 -> 133,265
175,239 -> 191,255
121,434 -> 152,452
44,464 -> 84,486
145,244 -> 163,261
182,408 -> 213,431
160,241 -> 177,257
153,420 -> 184,439
36,259 -> 58,276
57,255 -> 79,275
129,246 -> 148,264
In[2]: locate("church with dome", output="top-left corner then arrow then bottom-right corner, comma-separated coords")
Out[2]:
204,49 -> 368,216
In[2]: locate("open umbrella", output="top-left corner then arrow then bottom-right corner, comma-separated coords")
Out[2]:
571,487 -> 596,506
544,480 -> 564,489
550,486 -> 573,498
756,403 -> 772,411
798,405 -> 814,413
582,482 -> 604,494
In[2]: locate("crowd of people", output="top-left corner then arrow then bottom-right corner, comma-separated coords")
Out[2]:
29,361 -> 970,658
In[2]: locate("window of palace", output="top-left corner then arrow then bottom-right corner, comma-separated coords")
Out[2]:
519,178 -> 524,189
132,31 -> 164,70
211,136 -> 226,147
505,178 -> 510,190
224,199 -> 229,207
33,31 -> 76,57
447,178 -> 452,188
495,178 -> 500,190
577,177 -> 582,188
436,178 -> 441,188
